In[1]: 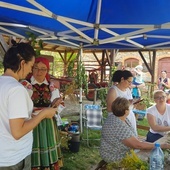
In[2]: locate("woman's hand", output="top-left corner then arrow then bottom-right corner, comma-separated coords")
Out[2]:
40,108 -> 57,119
10,107 -> 57,140
51,97 -> 64,108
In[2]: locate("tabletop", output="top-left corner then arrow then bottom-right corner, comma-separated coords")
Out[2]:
136,134 -> 170,169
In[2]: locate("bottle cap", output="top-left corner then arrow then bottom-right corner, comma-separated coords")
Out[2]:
155,143 -> 160,147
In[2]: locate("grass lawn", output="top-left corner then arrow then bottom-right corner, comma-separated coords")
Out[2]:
60,117 -> 150,170
137,117 -> 149,136
60,130 -> 101,170
61,143 -> 100,170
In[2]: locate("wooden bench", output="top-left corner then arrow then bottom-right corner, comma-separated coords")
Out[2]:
137,124 -> 149,131
137,124 -> 149,141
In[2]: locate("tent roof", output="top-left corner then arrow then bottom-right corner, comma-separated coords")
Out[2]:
1,0 -> 170,50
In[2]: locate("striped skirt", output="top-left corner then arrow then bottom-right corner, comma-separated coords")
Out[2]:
31,117 -> 63,169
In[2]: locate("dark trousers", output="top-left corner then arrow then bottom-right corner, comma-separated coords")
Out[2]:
0,154 -> 31,170
146,131 -> 163,143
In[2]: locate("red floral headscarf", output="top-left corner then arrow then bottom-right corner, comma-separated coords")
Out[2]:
35,57 -> 50,70
27,57 -> 50,81
35,57 -> 50,81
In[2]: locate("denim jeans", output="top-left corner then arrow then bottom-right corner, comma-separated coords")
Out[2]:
0,154 -> 31,170
146,131 -> 163,143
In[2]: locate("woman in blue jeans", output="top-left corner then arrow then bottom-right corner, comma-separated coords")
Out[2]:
146,90 -> 170,142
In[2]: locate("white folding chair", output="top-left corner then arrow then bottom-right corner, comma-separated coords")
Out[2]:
83,104 -> 103,147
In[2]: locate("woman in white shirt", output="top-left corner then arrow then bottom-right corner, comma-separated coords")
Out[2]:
146,90 -> 170,142
106,70 -> 137,134
0,42 -> 57,170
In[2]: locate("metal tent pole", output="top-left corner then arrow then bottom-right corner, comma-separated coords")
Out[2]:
79,45 -> 83,133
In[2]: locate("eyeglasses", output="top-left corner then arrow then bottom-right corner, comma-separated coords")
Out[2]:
126,79 -> 132,84
33,67 -> 47,72
154,96 -> 166,100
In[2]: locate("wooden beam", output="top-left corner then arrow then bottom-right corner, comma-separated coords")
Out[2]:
138,50 -> 152,75
92,50 -> 101,65
137,124 -> 149,131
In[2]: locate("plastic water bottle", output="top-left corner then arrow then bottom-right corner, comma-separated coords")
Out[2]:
150,143 -> 164,170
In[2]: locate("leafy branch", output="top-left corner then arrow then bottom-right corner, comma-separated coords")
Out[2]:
26,32 -> 43,57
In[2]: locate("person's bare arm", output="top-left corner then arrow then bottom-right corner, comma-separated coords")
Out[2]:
131,82 -> 145,89
137,82 -> 145,88
122,136 -> 170,150
147,113 -> 170,132
9,108 -> 56,140
163,78 -> 170,89
106,87 -> 117,112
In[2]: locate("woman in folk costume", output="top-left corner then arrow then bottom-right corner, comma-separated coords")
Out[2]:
21,57 -> 63,170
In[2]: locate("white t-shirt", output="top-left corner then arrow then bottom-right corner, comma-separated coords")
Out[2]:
146,104 -> 170,136
0,76 -> 33,166
108,85 -> 137,135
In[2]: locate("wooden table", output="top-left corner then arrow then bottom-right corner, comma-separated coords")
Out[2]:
136,134 -> 170,169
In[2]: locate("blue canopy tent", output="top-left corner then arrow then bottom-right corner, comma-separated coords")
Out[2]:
1,0 -> 170,50
1,0 -> 170,131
